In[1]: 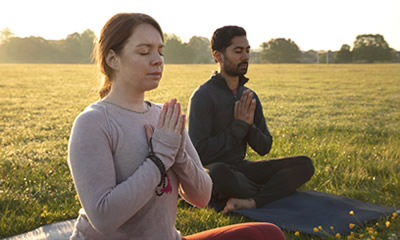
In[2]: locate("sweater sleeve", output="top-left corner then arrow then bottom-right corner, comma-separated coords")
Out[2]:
246,93 -> 273,156
171,130 -> 212,208
188,89 -> 250,165
67,108 -> 180,234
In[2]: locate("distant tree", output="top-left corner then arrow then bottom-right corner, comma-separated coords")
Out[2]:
319,52 -> 326,64
81,29 -> 97,61
301,50 -> 319,64
249,50 -> 261,64
0,36 -> 58,63
164,34 -> 193,64
259,38 -> 301,63
352,34 -> 392,63
0,29 -> 95,63
334,44 -> 353,63
0,28 -> 15,43
392,51 -> 400,63
60,29 -> 96,63
187,36 -> 212,63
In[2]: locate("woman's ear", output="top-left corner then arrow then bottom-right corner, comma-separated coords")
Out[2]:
106,49 -> 119,70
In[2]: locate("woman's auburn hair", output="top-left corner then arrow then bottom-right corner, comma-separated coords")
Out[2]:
94,13 -> 164,99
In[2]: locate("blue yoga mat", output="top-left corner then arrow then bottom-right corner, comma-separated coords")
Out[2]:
213,190 -> 397,237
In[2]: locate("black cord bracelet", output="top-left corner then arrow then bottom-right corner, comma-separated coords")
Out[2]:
147,137 -> 168,196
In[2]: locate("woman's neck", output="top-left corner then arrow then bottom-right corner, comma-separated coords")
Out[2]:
103,85 -> 147,113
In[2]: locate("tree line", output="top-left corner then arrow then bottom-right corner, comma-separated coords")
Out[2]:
0,28 -> 399,64
257,35 -> 399,64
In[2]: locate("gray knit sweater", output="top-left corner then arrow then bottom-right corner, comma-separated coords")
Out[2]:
68,101 -> 212,240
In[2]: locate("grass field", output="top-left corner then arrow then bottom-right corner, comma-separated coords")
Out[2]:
0,64 -> 399,239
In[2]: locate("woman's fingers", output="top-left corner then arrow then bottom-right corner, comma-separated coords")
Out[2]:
157,99 -> 185,134
170,102 -> 181,128
164,99 -> 176,127
157,102 -> 168,129
144,124 -> 155,143
175,114 -> 185,134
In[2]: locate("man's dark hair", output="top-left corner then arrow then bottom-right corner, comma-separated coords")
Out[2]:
210,26 -> 247,53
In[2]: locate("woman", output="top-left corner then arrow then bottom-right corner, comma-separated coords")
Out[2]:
68,12 -> 286,240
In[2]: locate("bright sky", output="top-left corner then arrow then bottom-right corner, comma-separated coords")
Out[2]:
1,0 -> 399,51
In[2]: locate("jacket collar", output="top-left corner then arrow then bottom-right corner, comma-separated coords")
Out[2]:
211,71 -> 249,91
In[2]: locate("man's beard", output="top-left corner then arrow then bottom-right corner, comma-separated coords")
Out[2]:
224,60 -> 248,77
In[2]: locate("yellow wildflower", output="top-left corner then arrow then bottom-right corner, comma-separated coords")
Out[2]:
349,223 -> 355,229
336,233 -> 341,238
313,227 -> 319,232
347,236 -> 353,240
295,231 -> 300,237
330,226 -> 334,230
385,221 -> 391,227
349,210 -> 354,215
393,212 -> 398,218
318,226 -> 323,231
359,234 -> 364,238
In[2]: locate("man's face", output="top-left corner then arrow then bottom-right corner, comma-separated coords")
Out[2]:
219,35 -> 250,77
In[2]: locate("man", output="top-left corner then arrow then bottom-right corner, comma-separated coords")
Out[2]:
188,26 -> 315,214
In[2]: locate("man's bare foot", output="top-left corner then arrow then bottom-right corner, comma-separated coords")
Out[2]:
223,198 -> 256,214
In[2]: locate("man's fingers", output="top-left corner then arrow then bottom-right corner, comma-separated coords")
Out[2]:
249,98 -> 256,113
234,101 -> 239,119
243,90 -> 253,108
247,92 -> 254,107
235,90 -> 256,125
240,90 -> 249,104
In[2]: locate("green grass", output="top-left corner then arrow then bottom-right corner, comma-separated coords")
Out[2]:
1,64 -> 399,239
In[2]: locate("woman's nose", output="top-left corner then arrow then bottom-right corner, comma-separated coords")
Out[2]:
152,52 -> 164,66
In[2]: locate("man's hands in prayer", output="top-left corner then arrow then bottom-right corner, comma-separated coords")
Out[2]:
234,89 -> 256,125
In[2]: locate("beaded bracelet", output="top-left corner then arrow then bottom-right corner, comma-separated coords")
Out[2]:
147,137 -> 168,196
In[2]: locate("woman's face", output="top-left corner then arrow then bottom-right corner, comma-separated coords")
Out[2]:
113,23 -> 164,93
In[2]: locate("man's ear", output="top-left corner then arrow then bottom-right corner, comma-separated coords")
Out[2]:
213,51 -> 223,63
105,49 -> 119,70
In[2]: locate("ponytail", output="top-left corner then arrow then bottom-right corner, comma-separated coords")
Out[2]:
99,76 -> 112,99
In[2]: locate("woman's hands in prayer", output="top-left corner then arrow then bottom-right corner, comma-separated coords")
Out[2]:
145,98 -> 185,142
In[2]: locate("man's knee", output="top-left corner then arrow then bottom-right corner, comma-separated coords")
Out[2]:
297,155 -> 315,179
206,162 -> 234,186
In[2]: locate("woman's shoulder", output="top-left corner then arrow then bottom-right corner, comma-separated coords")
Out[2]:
73,101 -> 108,126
